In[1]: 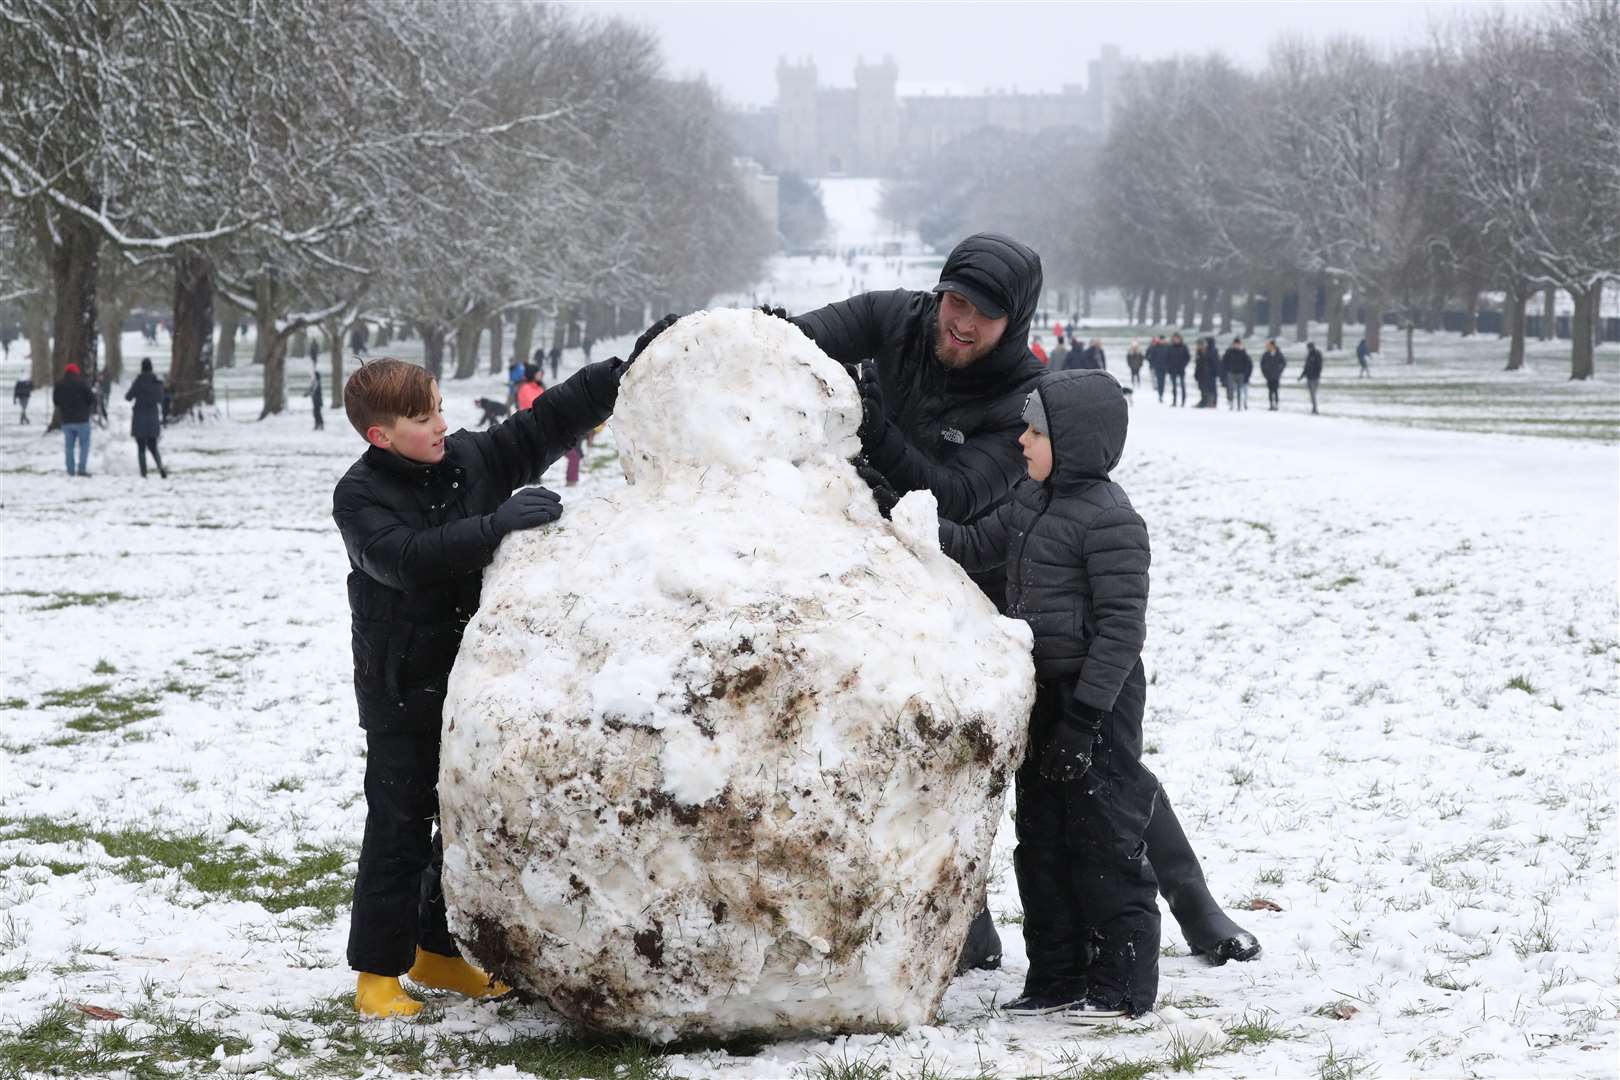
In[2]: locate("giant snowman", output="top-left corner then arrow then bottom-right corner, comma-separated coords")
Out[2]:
439,309 -> 1036,1041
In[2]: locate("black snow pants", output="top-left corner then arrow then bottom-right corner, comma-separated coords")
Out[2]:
347,728 -> 460,975
1014,681 -> 1160,1013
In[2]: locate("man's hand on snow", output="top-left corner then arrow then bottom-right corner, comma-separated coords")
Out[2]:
492,486 -> 563,536
853,360 -> 884,448
853,455 -> 899,520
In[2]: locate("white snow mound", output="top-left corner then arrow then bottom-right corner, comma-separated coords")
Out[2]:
439,308 -> 1036,1041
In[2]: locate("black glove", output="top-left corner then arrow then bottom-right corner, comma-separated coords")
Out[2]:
852,456 -> 899,520
628,313 -> 679,365
1041,701 -> 1106,783
492,486 -> 563,536
759,304 -> 790,321
852,360 -> 884,447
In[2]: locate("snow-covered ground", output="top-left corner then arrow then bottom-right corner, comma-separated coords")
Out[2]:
2,244 -> 1617,1076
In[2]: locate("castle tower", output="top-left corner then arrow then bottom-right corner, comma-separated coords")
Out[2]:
776,58 -> 819,175
853,55 -> 899,175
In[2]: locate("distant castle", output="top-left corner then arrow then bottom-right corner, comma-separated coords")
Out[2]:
729,47 -> 1132,177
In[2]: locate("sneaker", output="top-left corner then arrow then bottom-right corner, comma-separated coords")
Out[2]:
1002,992 -> 1087,1017
1062,1000 -> 1132,1025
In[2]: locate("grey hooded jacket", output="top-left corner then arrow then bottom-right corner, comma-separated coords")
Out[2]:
938,369 -> 1150,716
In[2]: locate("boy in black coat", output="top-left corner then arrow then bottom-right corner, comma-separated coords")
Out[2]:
332,318 -> 673,1018
939,369 -> 1159,1021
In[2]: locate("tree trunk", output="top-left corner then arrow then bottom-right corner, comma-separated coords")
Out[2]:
1082,286 -> 1093,319
1244,287 -> 1257,335
513,308 -> 538,370
1267,279 -> 1283,339
169,252 -> 215,418
1199,285 -> 1215,332
254,278 -> 289,417
1405,320 -> 1415,365
1180,286 -> 1196,329
257,332 -> 289,418
419,322 -> 448,378
1504,285 -> 1527,371
1219,287 -> 1233,335
1592,280 -> 1604,348
1569,283 -> 1596,380
1134,289 -> 1149,325
215,302 -> 240,369
1326,280 -> 1344,350
1462,291 -> 1479,336
487,312 -> 504,376
1540,286 -> 1556,341
26,287 -> 53,387
288,328 -> 306,364
1364,298 -> 1384,353
1163,285 -> 1178,328
46,210 -> 100,379
452,309 -> 484,380
100,296 -> 131,383
1150,288 -> 1163,326
1295,274 -> 1310,342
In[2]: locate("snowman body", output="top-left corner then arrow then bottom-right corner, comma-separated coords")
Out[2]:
440,309 -> 1035,1041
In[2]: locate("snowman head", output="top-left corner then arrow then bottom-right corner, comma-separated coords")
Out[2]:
612,309 -> 862,485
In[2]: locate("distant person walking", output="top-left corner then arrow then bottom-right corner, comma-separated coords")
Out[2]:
1259,340 -> 1287,411
1163,333 -> 1190,406
12,377 -> 32,424
1030,335 -> 1049,365
1125,339 -> 1143,387
54,363 -> 96,477
307,361 -> 325,430
1300,341 -> 1324,415
1193,337 -> 1219,407
310,335 -> 321,368
1147,336 -> 1167,402
516,366 -> 544,411
1355,338 -> 1372,378
1081,337 -> 1107,371
1048,336 -> 1071,371
1222,338 -> 1252,411
349,321 -> 370,357
548,345 -> 561,381
125,358 -> 168,478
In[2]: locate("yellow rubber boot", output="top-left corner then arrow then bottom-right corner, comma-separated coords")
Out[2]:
355,973 -> 423,1018
406,947 -> 510,1000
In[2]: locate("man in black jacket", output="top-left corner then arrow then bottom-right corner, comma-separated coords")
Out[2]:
333,315 -> 674,1018
53,363 -> 97,477
1299,341 -> 1324,414
1163,334 -> 1191,407
790,235 -> 1259,972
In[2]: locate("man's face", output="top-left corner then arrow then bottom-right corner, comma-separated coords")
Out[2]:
1019,424 -> 1052,482
934,290 -> 1008,369
368,381 -> 448,464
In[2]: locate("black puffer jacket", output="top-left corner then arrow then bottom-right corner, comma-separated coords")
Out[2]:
1260,349 -> 1287,383
1301,345 -> 1324,381
791,233 -> 1046,526
53,373 -> 95,424
333,361 -> 617,732
125,372 -> 164,439
1163,342 -> 1190,374
939,370 -> 1149,718
1222,346 -> 1252,382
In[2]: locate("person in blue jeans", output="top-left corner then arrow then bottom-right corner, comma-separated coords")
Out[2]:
53,363 -> 97,477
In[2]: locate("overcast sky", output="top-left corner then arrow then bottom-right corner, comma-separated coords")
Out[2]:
573,1 -> 1540,108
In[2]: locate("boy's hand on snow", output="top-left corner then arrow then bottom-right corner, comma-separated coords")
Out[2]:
628,313 -> 680,365
1040,722 -> 1094,784
492,486 -> 563,535
759,304 -> 790,320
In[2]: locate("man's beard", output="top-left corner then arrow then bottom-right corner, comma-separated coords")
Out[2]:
931,318 -> 985,370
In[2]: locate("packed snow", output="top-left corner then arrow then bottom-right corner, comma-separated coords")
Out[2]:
440,310 -> 1033,1041
0,236 -> 1616,1074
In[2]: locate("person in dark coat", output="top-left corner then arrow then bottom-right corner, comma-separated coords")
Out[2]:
801,233 -> 1259,975
1078,337 -> 1107,371
310,336 -> 321,367
306,360 -> 325,430
12,377 -> 32,424
1125,340 -> 1144,387
333,315 -> 675,1019
1221,338 -> 1252,410
1259,340 -> 1288,410
349,320 -> 370,357
1163,333 -> 1190,406
53,363 -> 97,477
1355,337 -> 1371,377
548,345 -> 561,381
1048,336 -> 1070,371
1193,337 -> 1218,407
939,369 -> 1159,1020
1147,336 -> 1168,402
125,359 -> 168,478
1299,341 -> 1324,414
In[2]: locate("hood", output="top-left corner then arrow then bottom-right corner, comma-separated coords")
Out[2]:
931,232 -> 1043,385
1032,369 -> 1129,488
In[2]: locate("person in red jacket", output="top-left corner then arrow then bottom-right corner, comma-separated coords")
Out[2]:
1030,335 -> 1049,365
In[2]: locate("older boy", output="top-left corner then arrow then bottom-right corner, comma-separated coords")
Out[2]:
334,316 -> 673,1018
939,369 -> 1159,1021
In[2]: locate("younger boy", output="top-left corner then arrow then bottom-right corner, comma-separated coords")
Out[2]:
333,316 -> 673,1018
938,368 -> 1159,1021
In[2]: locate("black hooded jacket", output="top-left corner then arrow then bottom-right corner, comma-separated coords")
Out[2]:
790,233 -> 1046,526
1301,346 -> 1323,381
1260,348 -> 1287,383
938,370 -> 1149,719
1163,342 -> 1190,375
1222,346 -> 1252,382
332,361 -> 617,732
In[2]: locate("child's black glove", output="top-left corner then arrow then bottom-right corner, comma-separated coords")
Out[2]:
1041,701 -> 1107,784
852,456 -> 899,520
759,304 -> 790,321
630,314 -> 679,364
492,486 -> 563,536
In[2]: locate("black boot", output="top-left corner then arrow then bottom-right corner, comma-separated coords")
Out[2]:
1147,793 -> 1261,964
954,905 -> 1003,974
